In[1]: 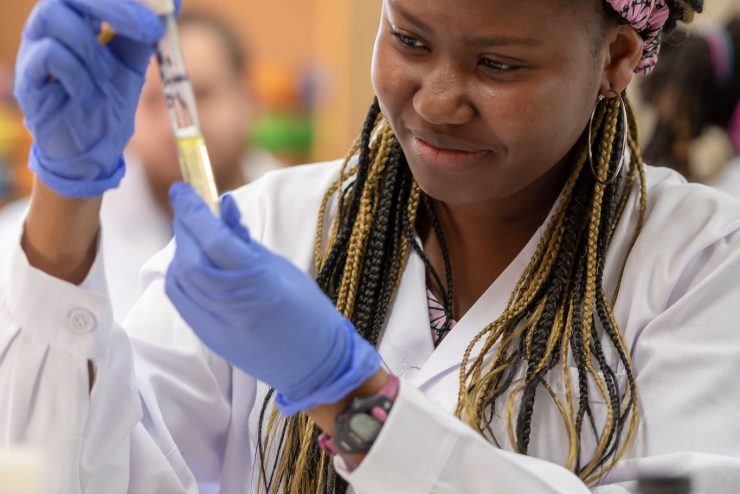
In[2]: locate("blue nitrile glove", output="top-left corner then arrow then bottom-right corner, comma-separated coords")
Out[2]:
13,0 -> 165,197
165,183 -> 382,415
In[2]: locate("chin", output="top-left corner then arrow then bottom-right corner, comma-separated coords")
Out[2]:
400,152 -> 509,206
407,165 -> 501,205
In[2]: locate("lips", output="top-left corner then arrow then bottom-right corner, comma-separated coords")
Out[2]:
411,129 -> 490,153
410,131 -> 491,172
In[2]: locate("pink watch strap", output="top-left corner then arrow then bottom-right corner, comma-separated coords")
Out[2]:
318,373 -> 400,456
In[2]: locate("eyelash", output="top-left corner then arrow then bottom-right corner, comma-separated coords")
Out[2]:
480,58 -> 514,72
390,28 -> 518,73
390,30 -> 426,50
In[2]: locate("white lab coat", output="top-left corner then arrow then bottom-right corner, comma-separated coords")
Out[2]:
709,156 -> 740,199
1,160 -> 740,494
0,151 -> 282,322
0,156 -> 171,321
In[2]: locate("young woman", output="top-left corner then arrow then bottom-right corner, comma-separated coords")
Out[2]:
2,0 -> 740,493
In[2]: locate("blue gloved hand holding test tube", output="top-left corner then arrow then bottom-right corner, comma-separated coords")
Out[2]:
166,183 -> 382,415
14,0 -> 381,417
14,0 -> 165,198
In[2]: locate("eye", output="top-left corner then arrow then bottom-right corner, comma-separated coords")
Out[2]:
390,28 -> 426,50
480,58 -> 515,72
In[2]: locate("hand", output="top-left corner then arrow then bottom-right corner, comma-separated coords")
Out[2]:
165,183 -> 382,415
14,0 -> 164,198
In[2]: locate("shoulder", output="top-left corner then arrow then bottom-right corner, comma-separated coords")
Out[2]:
613,165 -> 740,330
230,159 -> 343,227
639,165 -> 740,248
707,158 -> 740,199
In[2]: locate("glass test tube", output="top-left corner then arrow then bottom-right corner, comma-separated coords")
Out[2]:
155,15 -> 220,214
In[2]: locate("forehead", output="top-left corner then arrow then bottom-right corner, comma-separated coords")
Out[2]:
385,0 -> 594,44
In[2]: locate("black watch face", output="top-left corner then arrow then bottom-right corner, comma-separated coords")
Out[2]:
335,395 -> 393,454
349,414 -> 383,443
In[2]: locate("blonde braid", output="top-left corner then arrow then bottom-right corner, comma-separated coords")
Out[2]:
454,95 -> 643,482
260,106 -> 421,493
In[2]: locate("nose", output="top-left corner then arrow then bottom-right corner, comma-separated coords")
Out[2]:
413,64 -> 476,126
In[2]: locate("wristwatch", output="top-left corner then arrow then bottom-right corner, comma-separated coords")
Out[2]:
318,373 -> 400,455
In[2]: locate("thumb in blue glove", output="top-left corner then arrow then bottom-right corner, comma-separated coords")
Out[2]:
165,183 -> 382,415
14,0 -> 165,198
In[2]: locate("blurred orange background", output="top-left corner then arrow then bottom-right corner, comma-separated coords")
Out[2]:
0,0 -> 737,186
0,0 -> 382,165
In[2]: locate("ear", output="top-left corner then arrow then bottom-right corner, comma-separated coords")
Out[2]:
600,25 -> 644,95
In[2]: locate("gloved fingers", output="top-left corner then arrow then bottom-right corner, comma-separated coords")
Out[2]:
20,85 -> 66,123
166,261 -> 225,321
171,217 -> 291,324
170,182 -> 258,270
220,194 -> 251,243
63,0 -> 163,75
171,267 -> 249,320
164,267 -> 234,352
172,215 -> 268,303
23,1 -> 116,83
16,38 -> 95,103
62,0 -> 163,45
105,33 -> 157,77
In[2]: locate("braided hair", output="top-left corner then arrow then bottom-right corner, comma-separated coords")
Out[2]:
256,2 -> 704,492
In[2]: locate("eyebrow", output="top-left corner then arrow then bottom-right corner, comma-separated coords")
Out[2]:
388,0 -> 434,33
387,0 -> 543,48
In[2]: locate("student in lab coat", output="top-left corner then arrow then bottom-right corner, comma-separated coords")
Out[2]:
0,11 -> 280,321
3,0 -> 740,493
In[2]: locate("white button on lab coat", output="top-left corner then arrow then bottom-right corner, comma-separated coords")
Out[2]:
1,160 -> 740,493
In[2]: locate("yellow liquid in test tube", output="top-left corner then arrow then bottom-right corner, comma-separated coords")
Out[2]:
97,13 -> 221,212
157,15 -> 221,214
176,128 -> 220,213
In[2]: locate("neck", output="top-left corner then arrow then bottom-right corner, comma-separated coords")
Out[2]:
421,157 -> 571,319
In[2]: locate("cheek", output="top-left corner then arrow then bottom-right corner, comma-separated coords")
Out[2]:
487,78 -> 592,161
372,43 -> 417,122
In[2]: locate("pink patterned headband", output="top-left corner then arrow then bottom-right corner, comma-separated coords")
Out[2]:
605,0 -> 671,75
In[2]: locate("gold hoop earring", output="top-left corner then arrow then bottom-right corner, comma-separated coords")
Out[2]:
588,92 -> 628,185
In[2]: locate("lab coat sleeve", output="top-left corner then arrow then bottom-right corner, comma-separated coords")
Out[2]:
596,226 -> 740,494
0,222 -> 232,493
335,381 -> 591,493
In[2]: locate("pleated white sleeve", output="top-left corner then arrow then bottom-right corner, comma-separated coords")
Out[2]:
0,223 -> 237,494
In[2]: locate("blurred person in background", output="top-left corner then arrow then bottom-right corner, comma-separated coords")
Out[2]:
640,17 -> 740,187
0,10 -> 281,321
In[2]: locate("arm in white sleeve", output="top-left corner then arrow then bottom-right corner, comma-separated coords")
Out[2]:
336,381 -> 591,493
0,226 -> 235,493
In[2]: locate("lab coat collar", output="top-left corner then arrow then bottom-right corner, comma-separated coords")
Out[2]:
376,217 -> 546,392
411,224 -> 542,390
